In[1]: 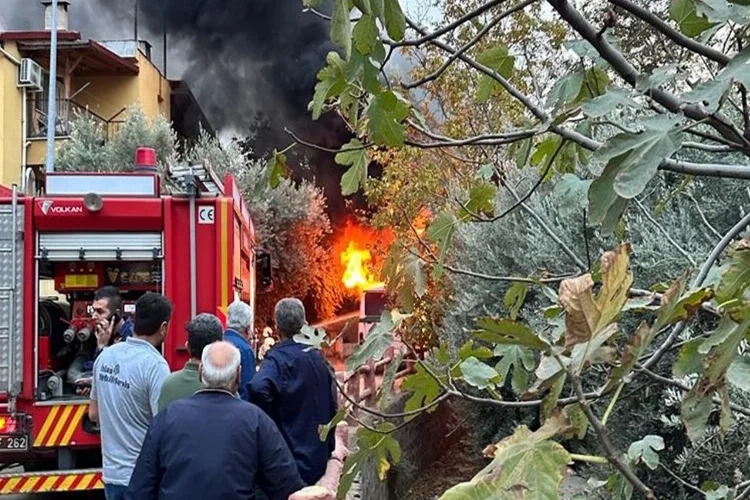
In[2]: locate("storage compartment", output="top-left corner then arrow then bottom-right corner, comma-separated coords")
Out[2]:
35,232 -> 163,402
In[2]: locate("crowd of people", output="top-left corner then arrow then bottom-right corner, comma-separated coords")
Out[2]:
86,289 -> 339,500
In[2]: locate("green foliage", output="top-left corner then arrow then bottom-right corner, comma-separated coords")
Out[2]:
336,139 -> 369,195
366,90 -> 411,146
475,44 -> 515,102
627,435 -> 665,470
669,0 -> 715,37
346,310 -> 409,371
339,423 -> 402,498
57,106 -> 177,174
440,424 -> 571,500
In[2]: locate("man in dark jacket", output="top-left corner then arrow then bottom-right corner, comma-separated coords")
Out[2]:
125,341 -> 304,500
249,298 -> 338,486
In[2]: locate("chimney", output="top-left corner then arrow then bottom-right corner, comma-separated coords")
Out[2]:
42,0 -> 71,31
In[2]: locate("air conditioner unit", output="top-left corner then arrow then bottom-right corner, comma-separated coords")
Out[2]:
18,59 -> 44,92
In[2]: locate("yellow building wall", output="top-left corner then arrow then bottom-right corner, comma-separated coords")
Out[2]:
0,41 -> 24,188
136,51 -> 171,120
26,48 -> 172,166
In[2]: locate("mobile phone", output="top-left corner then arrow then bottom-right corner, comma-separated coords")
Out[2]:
109,310 -> 121,326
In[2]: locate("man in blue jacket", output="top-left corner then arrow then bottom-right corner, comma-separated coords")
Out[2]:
224,300 -> 256,401
125,341 -> 304,500
249,298 -> 337,486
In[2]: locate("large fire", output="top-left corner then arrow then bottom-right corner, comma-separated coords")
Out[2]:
341,241 -> 383,290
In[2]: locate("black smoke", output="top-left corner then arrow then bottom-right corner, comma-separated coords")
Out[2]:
2,0 -> 359,224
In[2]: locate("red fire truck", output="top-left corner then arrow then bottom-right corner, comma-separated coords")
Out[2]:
0,155 -> 271,494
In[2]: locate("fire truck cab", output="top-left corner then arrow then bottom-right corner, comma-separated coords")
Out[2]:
0,159 -> 270,494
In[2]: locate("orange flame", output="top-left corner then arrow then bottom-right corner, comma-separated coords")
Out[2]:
341,241 -> 383,291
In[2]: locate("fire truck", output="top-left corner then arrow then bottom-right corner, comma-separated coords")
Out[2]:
0,151 -> 271,494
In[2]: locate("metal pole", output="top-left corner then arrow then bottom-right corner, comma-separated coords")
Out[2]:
134,0 -> 139,41
44,0 -> 59,173
163,5 -> 167,78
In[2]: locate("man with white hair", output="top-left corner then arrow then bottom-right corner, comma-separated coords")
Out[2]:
125,341 -> 304,500
224,300 -> 256,401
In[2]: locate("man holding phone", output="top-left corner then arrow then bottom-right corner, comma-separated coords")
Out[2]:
68,287 -> 135,394
92,286 -> 134,358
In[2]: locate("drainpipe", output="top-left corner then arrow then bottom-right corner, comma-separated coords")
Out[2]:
45,0 -> 59,173
20,88 -> 29,193
0,45 -> 20,66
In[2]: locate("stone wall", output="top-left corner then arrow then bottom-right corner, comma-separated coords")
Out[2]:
358,394 -> 460,500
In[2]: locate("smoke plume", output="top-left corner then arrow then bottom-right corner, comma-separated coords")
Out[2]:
1,0 -> 357,223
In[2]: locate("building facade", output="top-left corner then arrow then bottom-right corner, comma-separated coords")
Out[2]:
0,1 -> 212,191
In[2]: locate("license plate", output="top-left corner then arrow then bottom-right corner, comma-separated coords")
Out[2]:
0,435 -> 29,451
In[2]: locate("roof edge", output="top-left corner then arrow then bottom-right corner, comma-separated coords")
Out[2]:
0,30 -> 81,42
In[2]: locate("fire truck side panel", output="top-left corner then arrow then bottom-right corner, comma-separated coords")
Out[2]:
0,195 -> 25,403
162,196 -> 235,366
31,198 -> 163,232
23,199 -> 35,402
162,196 -> 189,368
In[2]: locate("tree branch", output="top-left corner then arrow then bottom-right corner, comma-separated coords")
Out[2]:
400,15 -> 750,181
499,173 -> 590,272
634,198 -> 698,267
608,0 -> 731,66
546,0 -> 750,154
394,0 -> 512,47
558,354 -> 655,500
685,192 -> 722,240
402,0 -> 538,89
682,141 -> 737,153
643,209 -> 750,370
463,140 -> 566,223
637,366 -> 750,417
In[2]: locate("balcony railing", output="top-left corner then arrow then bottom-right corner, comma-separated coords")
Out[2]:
27,99 -> 123,141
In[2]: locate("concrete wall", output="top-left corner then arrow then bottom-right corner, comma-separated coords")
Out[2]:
0,41 -> 24,187
359,394 -> 460,500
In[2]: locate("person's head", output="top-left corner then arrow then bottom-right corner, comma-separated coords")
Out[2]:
186,313 -> 223,360
92,286 -> 123,324
274,298 -> 306,339
133,292 -> 172,347
199,341 -> 241,393
226,300 -> 253,338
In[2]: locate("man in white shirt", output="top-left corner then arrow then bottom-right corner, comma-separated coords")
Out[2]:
89,292 -> 172,500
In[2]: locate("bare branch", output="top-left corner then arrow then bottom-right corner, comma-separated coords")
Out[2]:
608,0 -> 731,66
558,354 -> 656,500
402,0 -> 538,89
634,198 -> 698,267
462,140 -> 566,223
659,464 -> 707,496
682,141 -> 738,153
684,193 -> 722,240
333,371 -> 451,419
394,0 -> 511,48
285,127 -> 371,153
637,366 -> 750,417
408,119 -> 537,145
660,158 -> 750,179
